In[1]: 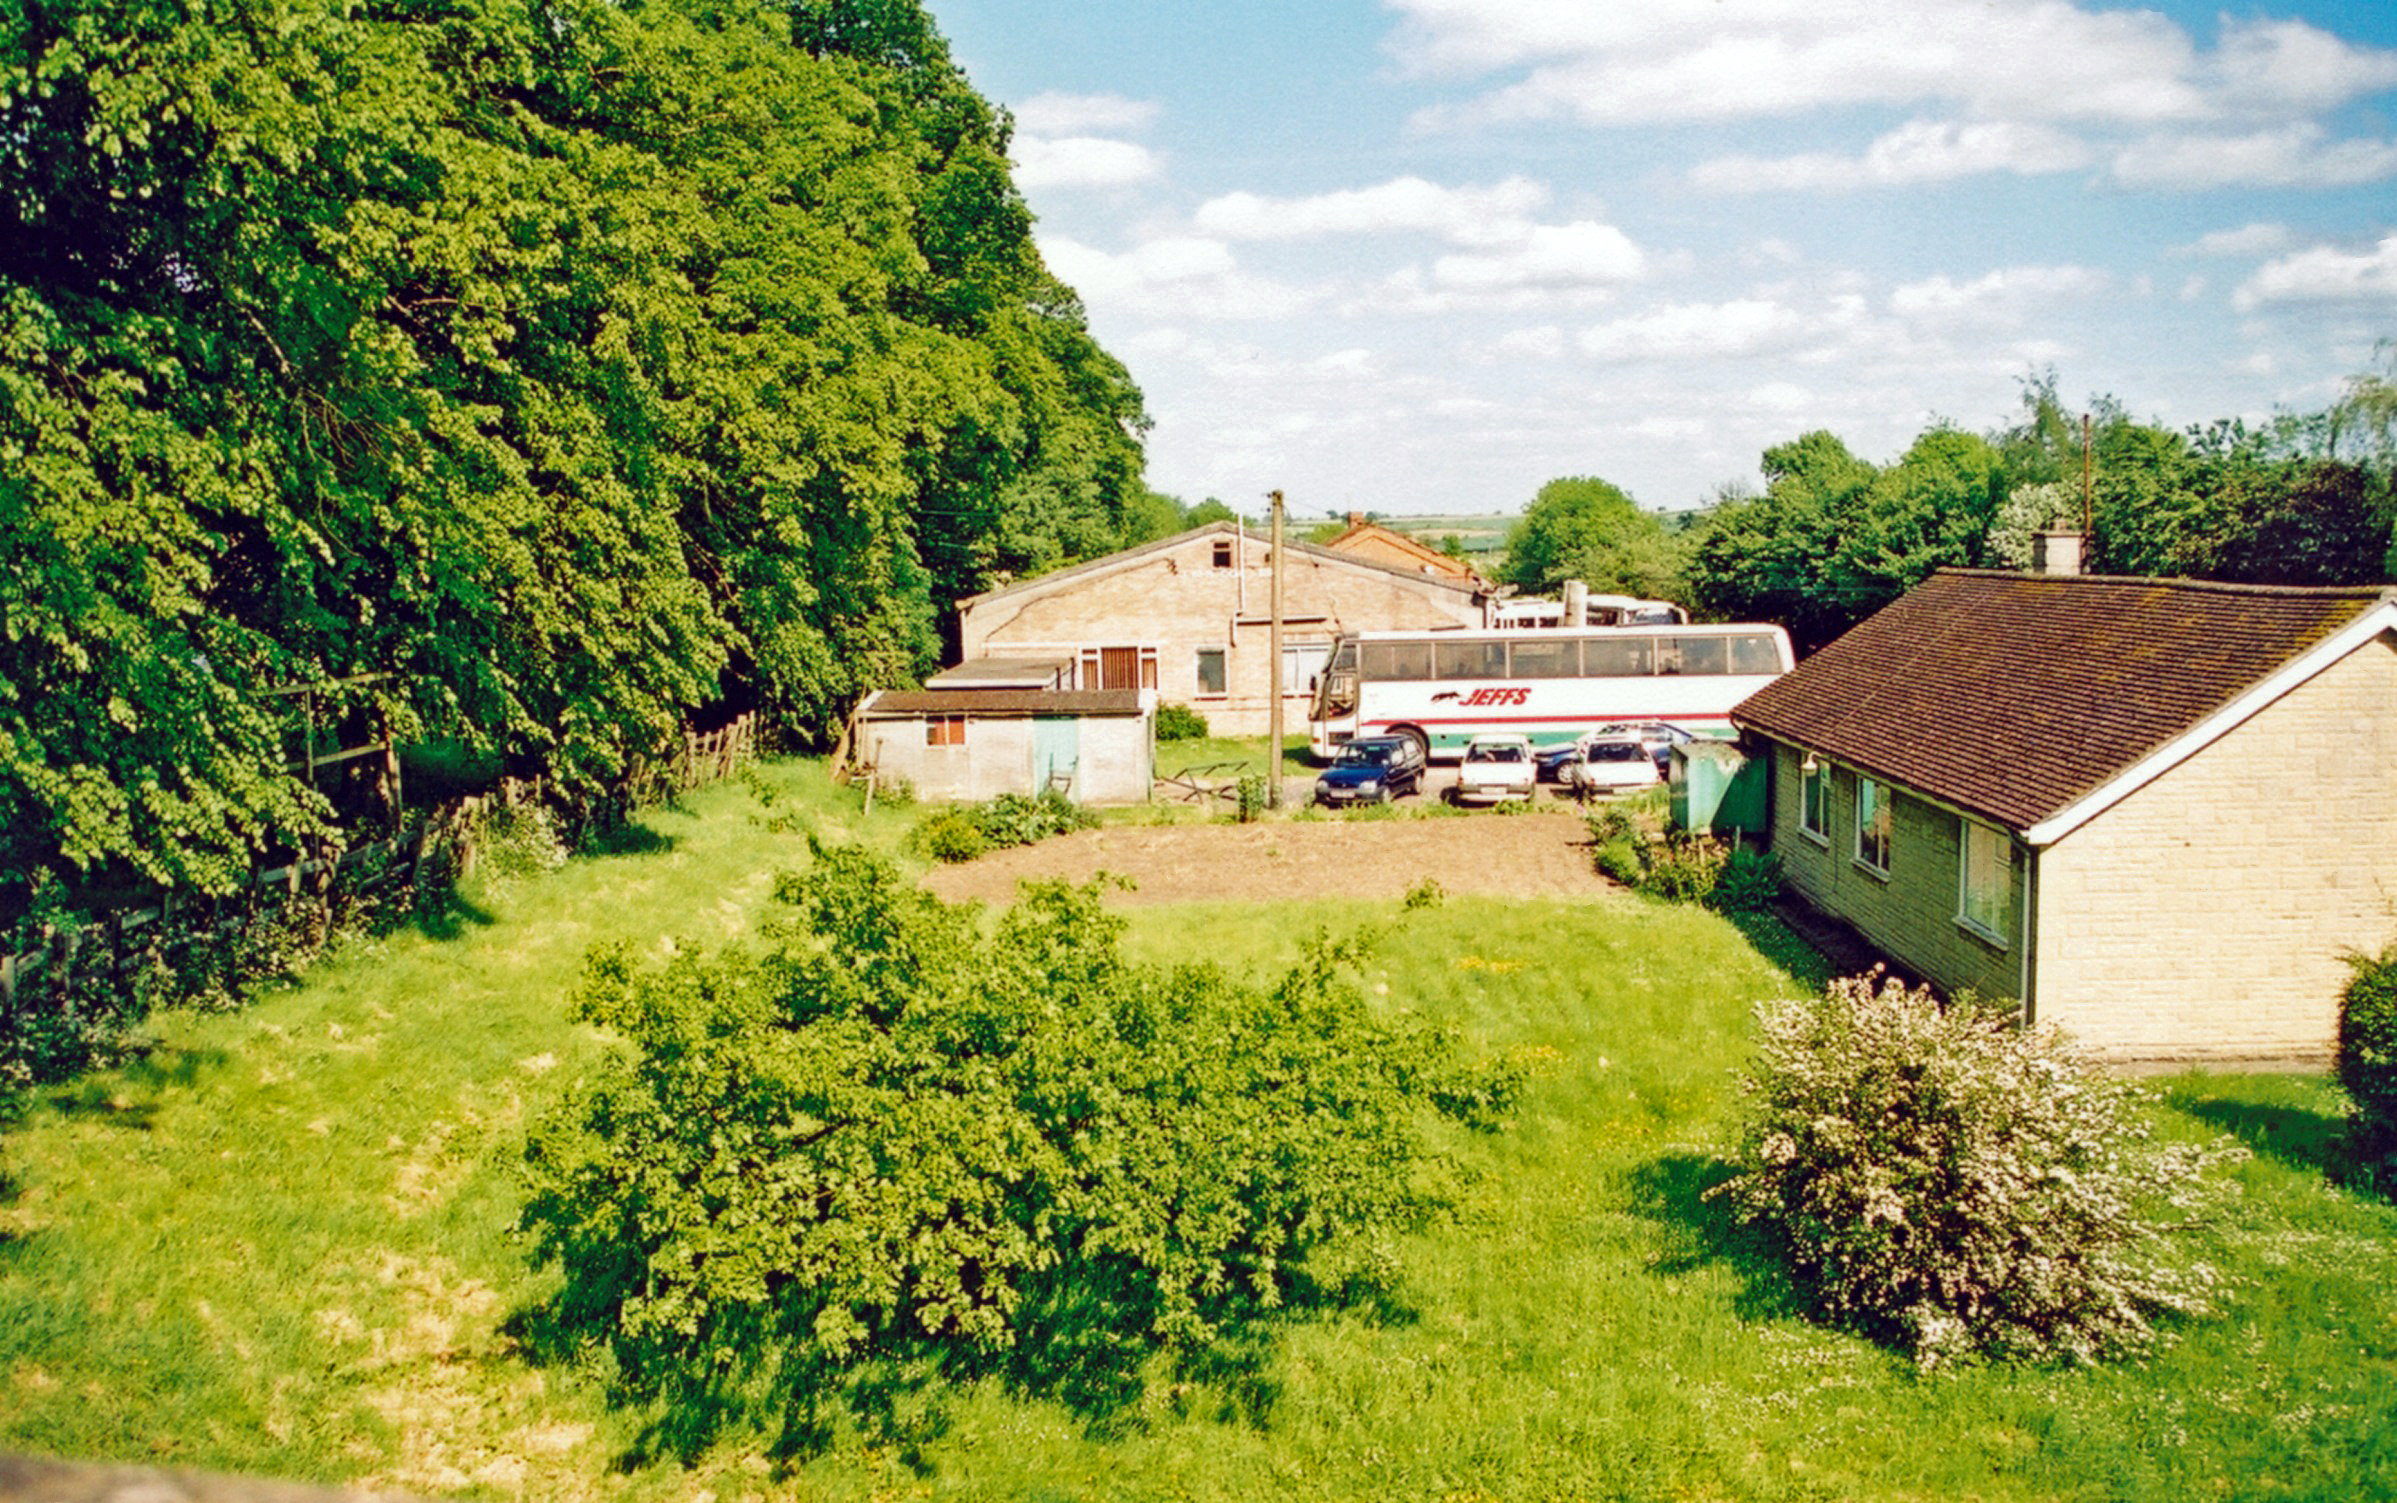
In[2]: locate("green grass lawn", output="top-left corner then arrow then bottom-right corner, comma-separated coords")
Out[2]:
2,759 -> 2393,1501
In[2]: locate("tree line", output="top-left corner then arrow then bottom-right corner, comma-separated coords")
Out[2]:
0,0 -> 1162,901
1498,360 -> 2397,653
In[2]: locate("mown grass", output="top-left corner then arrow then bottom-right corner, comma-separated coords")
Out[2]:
2,759 -> 2394,1501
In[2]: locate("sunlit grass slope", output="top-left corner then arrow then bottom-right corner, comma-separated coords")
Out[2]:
1,759 -> 2393,1501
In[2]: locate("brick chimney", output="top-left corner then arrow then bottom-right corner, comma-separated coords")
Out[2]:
1346,510 -> 1366,529
2031,531 -> 2084,576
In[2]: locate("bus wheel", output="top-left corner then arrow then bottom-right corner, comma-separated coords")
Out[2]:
1390,725 -> 1430,764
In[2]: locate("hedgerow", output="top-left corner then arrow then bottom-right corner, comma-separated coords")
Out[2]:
1715,972 -> 2238,1369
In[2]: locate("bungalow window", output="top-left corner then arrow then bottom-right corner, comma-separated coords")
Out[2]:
926,714 -> 966,747
1854,776 -> 1892,875
1195,646 -> 1227,697
1958,819 -> 2013,944
1797,756 -> 1829,843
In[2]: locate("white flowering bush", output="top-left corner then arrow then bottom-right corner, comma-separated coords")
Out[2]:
1714,972 -> 2237,1369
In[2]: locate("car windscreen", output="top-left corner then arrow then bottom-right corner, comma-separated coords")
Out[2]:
1466,745 -> 1525,763
1335,744 -> 1393,766
1587,742 -> 1645,762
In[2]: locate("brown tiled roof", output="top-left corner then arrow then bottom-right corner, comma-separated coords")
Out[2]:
1733,570 -> 2387,832
864,689 -> 1145,716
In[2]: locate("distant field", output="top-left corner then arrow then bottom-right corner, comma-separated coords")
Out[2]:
2,760 -> 2393,1501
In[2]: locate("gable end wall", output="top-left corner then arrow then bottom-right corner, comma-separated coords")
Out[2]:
2033,629 -> 2397,1061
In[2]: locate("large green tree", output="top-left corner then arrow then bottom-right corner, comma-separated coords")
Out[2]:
1499,475 -> 1683,600
0,0 -> 1149,895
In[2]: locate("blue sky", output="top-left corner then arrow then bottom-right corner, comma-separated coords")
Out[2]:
931,0 -> 2397,519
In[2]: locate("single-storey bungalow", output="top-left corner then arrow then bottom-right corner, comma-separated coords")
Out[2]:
852,686 -> 1154,805
1732,567 -> 2397,1063
956,522 -> 1490,736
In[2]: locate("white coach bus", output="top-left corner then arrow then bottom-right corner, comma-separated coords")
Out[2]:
1307,623 -> 1795,761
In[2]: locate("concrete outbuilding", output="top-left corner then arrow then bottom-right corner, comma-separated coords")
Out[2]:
853,687 -> 1155,805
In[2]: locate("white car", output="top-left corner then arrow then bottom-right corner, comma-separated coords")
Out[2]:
1453,732 -> 1538,804
1570,732 -> 1664,794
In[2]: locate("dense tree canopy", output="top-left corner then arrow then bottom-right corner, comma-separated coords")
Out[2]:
1686,369 -> 2394,652
1,0 -> 1151,895
1498,475 -> 1682,600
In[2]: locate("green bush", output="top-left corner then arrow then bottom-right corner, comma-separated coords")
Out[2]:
1594,840 -> 1643,886
972,790 -> 1099,847
1716,972 -> 2237,1369
1635,832 -> 1729,903
519,845 -> 1517,1450
1707,845 -> 1784,914
1235,773 -> 1268,823
910,790 -> 1097,863
1154,703 -> 1210,741
914,810 -> 988,864
2337,942 -> 2397,1188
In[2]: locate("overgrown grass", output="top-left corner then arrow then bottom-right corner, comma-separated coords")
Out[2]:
2,760 -> 2393,1501
1152,732 -> 1315,780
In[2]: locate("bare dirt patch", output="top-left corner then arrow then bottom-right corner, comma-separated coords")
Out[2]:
920,809 -> 1615,907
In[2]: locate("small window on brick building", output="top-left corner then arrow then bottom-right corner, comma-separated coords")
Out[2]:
926,714 -> 967,747
1212,539 -> 1235,569
1195,647 -> 1227,696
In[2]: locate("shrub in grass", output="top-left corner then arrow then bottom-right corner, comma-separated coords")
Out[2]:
1155,703 -> 1210,741
1234,773 -> 1268,823
910,791 -> 1096,863
913,809 -> 988,864
1715,971 -> 2236,1369
519,844 -> 1516,1450
2337,942 -> 2397,1189
1707,845 -> 1783,914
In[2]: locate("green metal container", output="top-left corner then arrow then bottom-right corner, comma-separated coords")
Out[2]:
1671,739 -> 1768,836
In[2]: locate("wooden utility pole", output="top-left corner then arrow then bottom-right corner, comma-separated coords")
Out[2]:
2082,412 -> 2094,537
1267,489 -> 1287,809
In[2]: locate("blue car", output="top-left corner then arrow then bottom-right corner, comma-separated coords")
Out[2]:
1314,735 -> 1427,805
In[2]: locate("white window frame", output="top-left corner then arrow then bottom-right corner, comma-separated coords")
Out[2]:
1797,755 -> 1830,845
1853,776 -> 1891,877
1957,818 -> 2013,946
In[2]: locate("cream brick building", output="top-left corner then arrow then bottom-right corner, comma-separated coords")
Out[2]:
955,522 -> 1490,737
1734,569 -> 2397,1064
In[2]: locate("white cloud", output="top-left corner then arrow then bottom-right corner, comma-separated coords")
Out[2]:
1386,1 -> 2397,131
1039,235 -> 1316,321
1193,176 -> 1550,247
1012,92 -> 1161,135
1746,382 -> 1815,412
1889,264 -> 2109,324
1431,221 -> 1647,291
1013,136 -> 1162,190
2173,223 -> 2293,258
2179,275 -> 2208,302
2112,124 -> 2397,189
2233,234 -> 2397,311
1575,299 -> 1814,360
2206,19 -> 2397,115
1691,118 -> 2092,193
1491,326 -> 1567,359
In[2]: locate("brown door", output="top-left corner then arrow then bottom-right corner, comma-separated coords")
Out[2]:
1100,647 -> 1139,690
